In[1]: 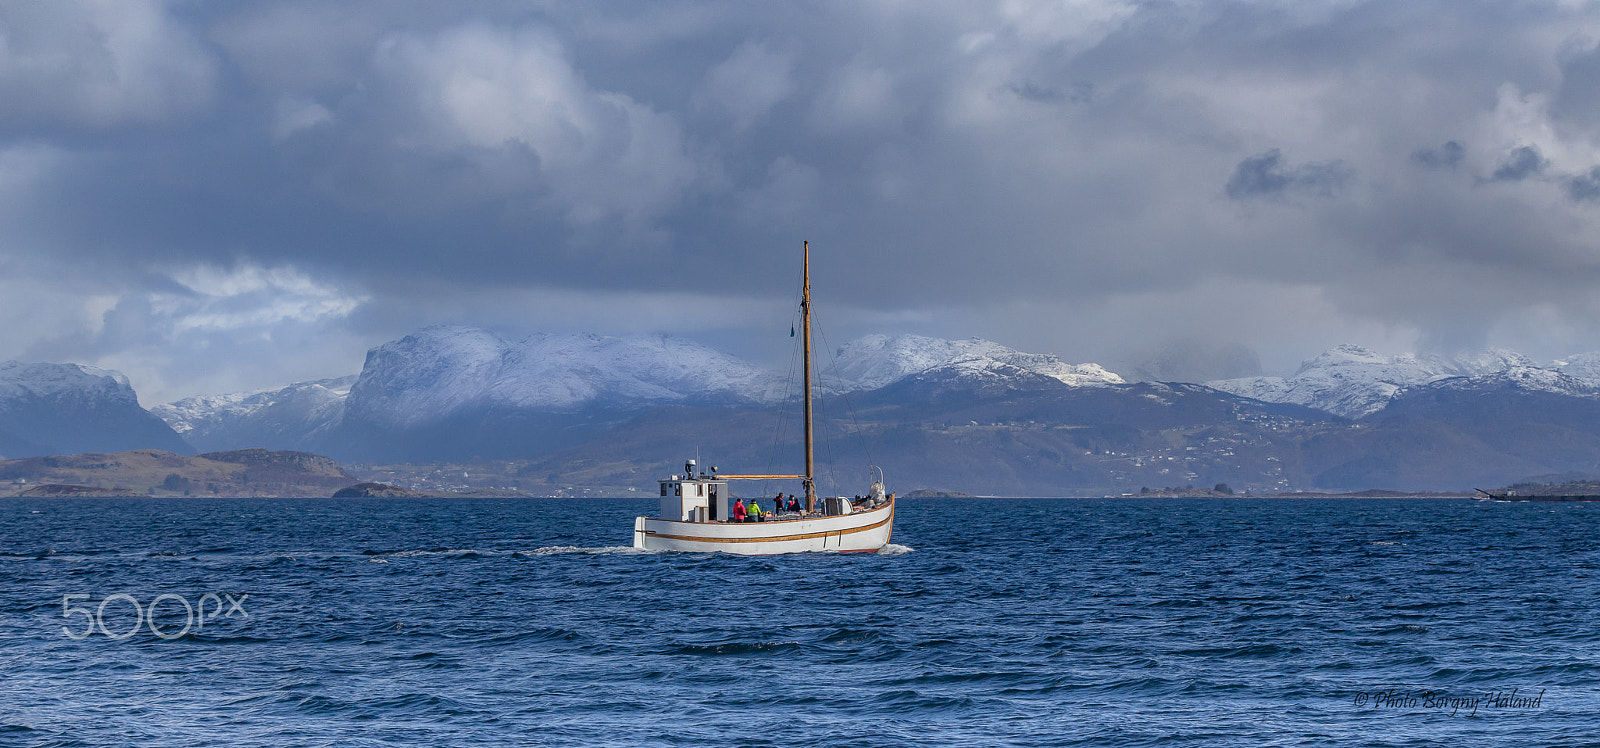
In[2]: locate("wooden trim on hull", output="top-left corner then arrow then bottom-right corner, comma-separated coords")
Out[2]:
642,510 -> 891,544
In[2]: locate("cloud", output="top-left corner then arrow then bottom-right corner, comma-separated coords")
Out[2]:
695,39 -> 796,132
11,1 -> 1600,397
1124,340 -> 1264,384
271,98 -> 334,143
1413,140 -> 1465,170
1490,145 -> 1549,182
0,0 -> 217,132
364,22 -> 706,226
811,58 -> 900,132
19,264 -> 368,404
1568,167 -> 1600,201
155,265 -> 366,334
1225,149 -> 1352,200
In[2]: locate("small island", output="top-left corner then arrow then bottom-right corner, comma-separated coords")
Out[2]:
331,482 -> 427,498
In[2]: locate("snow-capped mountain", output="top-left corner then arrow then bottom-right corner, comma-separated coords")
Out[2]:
1207,345 -> 1570,418
97,329 -> 1600,491
1414,366 -> 1600,399
0,361 -> 189,457
151,328 -> 1124,460
152,376 -> 355,453
343,326 -> 786,429
1552,352 -> 1600,386
0,361 -> 135,401
824,334 -> 1123,393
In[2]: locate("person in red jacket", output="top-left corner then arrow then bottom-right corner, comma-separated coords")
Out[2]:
732,498 -> 747,522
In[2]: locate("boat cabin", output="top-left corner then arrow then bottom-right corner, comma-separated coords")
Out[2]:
659,460 -> 730,522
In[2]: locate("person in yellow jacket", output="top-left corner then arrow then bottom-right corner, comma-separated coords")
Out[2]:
747,499 -> 763,521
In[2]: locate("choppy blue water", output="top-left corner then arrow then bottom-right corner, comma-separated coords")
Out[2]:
2,497 -> 1598,746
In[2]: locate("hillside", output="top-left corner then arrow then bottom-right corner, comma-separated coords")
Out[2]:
439,370 -> 1600,496
484,379 -> 1340,497
0,449 -> 356,497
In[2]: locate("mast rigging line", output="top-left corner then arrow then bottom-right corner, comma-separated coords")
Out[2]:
763,313 -> 802,496
812,315 -> 876,475
760,255 -> 808,496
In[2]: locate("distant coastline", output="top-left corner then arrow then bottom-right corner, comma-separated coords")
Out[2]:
0,448 -> 1532,500
1121,487 -> 1473,499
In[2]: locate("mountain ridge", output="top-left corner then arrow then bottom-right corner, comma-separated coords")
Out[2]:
0,361 -> 189,458
1207,344 -> 1597,418
149,328 -> 1127,460
15,331 -> 1600,493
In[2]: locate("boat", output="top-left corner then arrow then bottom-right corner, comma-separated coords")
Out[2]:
632,242 -> 896,554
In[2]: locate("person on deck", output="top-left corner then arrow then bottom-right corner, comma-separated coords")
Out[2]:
732,499 -> 747,522
748,499 -> 763,521
775,492 -> 786,514
787,496 -> 800,513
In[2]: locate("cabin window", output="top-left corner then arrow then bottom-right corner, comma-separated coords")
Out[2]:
697,484 -> 704,497
660,484 -> 669,497
674,483 -> 682,496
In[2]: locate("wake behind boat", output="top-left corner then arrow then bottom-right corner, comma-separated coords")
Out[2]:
631,241 -> 897,554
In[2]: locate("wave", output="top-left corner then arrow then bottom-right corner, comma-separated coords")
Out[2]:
515,545 -> 659,556
363,545 -> 661,559
379,548 -> 493,559
163,542 -> 894,563
668,640 -> 803,656
483,627 -> 584,645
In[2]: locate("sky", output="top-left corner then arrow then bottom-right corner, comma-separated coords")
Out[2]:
6,0 -> 1600,403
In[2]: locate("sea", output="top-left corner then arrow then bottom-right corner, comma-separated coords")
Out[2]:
2,496 -> 1598,747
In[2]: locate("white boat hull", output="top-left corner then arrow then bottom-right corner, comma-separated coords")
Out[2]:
633,499 -> 894,555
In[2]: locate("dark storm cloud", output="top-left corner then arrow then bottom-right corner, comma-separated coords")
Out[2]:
8,0 -> 1600,398
1490,145 -> 1548,182
1568,167 -> 1600,202
1006,80 -> 1094,105
1413,141 -> 1465,170
1225,149 -> 1352,200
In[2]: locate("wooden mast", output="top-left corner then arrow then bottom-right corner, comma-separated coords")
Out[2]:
802,240 -> 816,510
